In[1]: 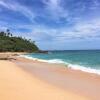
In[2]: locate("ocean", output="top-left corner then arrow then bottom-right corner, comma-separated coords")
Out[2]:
21,50 -> 100,75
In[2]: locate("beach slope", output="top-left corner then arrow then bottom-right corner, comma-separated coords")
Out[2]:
0,60 -> 88,100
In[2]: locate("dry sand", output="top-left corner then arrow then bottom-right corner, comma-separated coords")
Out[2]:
0,60 -> 89,100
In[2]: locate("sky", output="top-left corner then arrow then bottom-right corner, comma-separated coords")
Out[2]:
0,0 -> 100,50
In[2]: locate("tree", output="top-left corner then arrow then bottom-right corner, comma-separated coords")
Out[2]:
10,33 -> 13,37
6,29 -> 10,36
0,31 -> 5,36
0,29 -> 39,52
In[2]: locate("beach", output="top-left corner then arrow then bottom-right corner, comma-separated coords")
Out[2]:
0,53 -> 100,100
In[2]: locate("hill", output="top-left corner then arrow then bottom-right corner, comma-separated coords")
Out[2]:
0,29 -> 39,52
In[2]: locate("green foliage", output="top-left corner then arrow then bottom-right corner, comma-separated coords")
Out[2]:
0,30 -> 39,52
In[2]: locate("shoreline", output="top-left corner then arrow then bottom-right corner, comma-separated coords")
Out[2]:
13,55 -> 100,100
1,52 -> 100,77
0,53 -> 100,100
20,54 -> 100,75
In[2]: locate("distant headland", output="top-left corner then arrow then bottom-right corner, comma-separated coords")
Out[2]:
0,29 -> 39,53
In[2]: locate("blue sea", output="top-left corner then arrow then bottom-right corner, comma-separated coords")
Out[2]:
21,50 -> 100,75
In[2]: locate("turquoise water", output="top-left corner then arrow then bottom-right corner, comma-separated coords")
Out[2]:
22,50 -> 100,75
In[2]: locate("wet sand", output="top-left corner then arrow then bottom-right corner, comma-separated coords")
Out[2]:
13,57 -> 100,100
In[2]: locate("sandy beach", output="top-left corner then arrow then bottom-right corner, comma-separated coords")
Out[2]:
0,53 -> 100,100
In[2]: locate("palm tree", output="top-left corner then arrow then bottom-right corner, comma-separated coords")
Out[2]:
6,29 -> 10,36
10,33 -> 13,37
0,31 -> 5,36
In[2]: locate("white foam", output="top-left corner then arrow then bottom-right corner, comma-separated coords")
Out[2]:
19,55 -> 49,62
67,64 -> 100,75
19,55 -> 100,75
45,59 -> 65,64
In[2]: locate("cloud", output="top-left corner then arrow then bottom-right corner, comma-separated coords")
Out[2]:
90,0 -> 100,10
30,18 -> 100,43
43,0 -> 68,22
0,26 -> 8,31
0,0 -> 100,50
73,19 -> 100,34
0,0 -> 35,21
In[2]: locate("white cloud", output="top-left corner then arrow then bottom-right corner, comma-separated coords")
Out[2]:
43,0 -> 68,22
90,0 -> 100,10
74,19 -> 100,34
0,0 -> 35,21
31,18 -> 100,42
24,17 -> 100,43
0,26 -> 8,31
0,0 -> 100,44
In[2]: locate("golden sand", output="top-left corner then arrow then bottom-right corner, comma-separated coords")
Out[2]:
0,60 -> 89,100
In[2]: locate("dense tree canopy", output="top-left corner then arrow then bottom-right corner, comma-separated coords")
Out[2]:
0,29 -> 39,52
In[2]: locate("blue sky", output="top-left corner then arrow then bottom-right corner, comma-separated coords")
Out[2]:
0,0 -> 100,50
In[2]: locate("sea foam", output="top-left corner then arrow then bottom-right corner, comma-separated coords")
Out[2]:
19,55 -> 100,75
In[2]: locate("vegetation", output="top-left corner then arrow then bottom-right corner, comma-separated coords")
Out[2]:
0,29 -> 39,52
